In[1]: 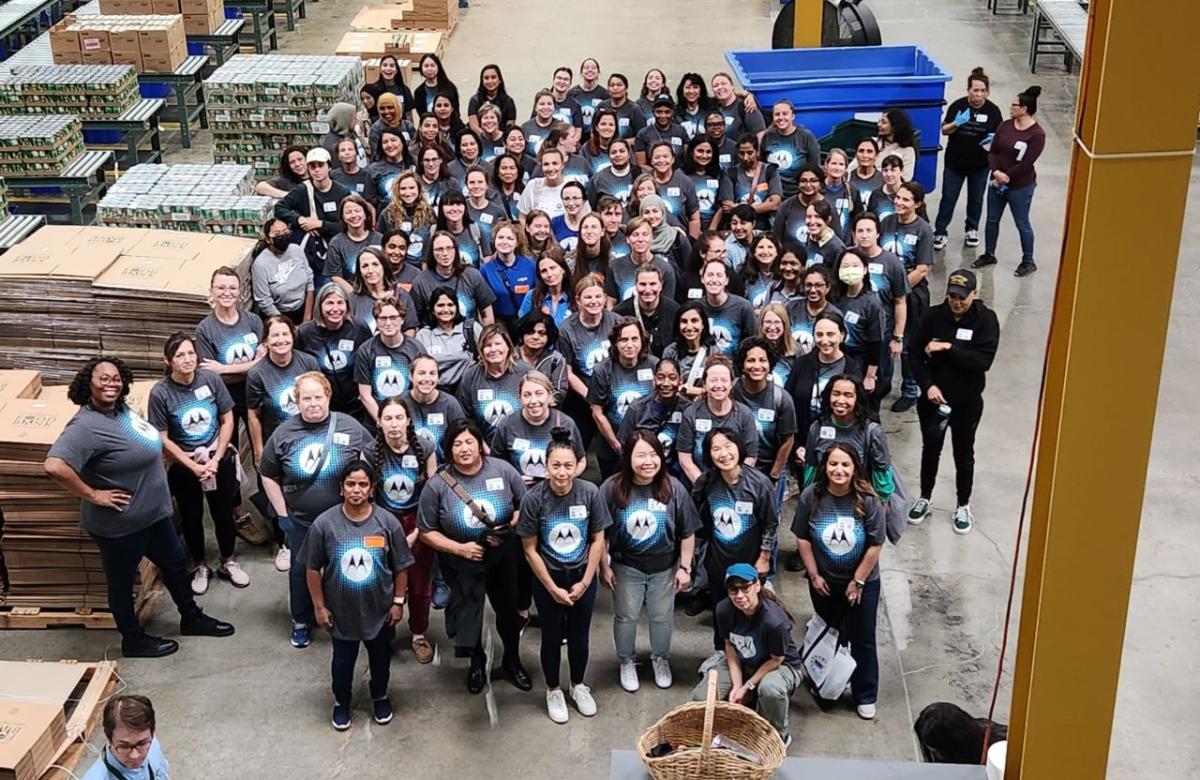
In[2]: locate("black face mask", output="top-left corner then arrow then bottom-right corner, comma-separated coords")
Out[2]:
270,235 -> 291,251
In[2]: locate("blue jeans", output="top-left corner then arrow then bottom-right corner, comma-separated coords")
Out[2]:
612,562 -> 676,663
934,165 -> 989,235
283,521 -> 314,625
985,182 -> 1037,262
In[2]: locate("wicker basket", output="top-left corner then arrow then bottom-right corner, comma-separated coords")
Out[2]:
637,669 -> 787,779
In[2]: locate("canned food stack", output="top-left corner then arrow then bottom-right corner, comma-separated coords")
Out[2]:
98,162 -> 274,235
0,115 -> 85,177
0,64 -> 140,117
206,54 -> 365,178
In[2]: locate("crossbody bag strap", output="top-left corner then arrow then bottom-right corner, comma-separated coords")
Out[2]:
685,346 -> 707,387
438,469 -> 497,527
298,412 -> 339,487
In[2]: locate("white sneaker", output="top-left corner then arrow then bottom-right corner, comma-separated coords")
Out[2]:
762,579 -> 776,593
190,565 -> 210,595
698,650 -> 725,676
953,505 -> 974,535
932,233 -> 948,251
274,546 -> 291,572
651,657 -> 673,689
965,229 -> 980,247
619,661 -> 639,692
570,683 -> 597,717
217,560 -> 250,588
857,703 -> 877,720
546,689 -> 569,724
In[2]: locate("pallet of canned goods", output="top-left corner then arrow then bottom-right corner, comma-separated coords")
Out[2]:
97,162 -> 275,235
0,64 -> 141,118
0,116 -> 86,178
206,55 -> 364,179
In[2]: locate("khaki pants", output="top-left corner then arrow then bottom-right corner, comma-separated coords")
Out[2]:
691,661 -> 801,739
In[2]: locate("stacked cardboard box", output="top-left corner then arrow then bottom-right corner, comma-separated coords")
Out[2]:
98,162 -> 274,235
99,0 -> 225,35
380,0 -> 457,31
0,116 -> 85,178
207,55 -> 364,178
50,13 -> 187,73
336,30 -> 444,62
0,226 -> 255,380
0,64 -> 140,118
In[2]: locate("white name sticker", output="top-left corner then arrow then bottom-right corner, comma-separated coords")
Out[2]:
243,333 -> 258,344
719,154 -> 732,166
430,344 -> 444,354
512,437 -> 529,452
667,187 -> 680,197
669,412 -> 682,423
687,288 -> 702,299
695,418 -> 712,432
904,234 -> 918,245
819,425 -> 836,440
333,432 -> 350,445
670,137 -> 682,146
976,113 -> 988,123
375,356 -> 392,368
486,478 -> 504,492
844,311 -> 860,325
637,369 -> 653,381
868,262 -> 883,274
322,201 -> 337,213
402,455 -> 418,468
757,408 -> 775,422
648,499 -> 666,511
479,213 -> 494,224
427,413 -> 444,425
194,385 -> 212,400
618,117 -> 629,127
477,388 -> 494,401
735,501 -> 753,515
707,179 -> 719,189
956,328 -> 974,341
811,253 -> 823,265
569,504 -> 587,520
338,339 -> 355,351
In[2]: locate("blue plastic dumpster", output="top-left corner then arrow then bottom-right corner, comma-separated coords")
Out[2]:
725,45 -> 952,191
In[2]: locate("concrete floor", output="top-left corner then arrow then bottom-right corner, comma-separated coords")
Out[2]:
3,1 -> 1198,778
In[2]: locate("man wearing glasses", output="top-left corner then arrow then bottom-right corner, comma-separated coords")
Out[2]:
82,695 -> 169,779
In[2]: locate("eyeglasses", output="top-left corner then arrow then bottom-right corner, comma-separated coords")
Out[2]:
376,314 -> 402,322
726,581 -> 756,595
798,178 -> 820,185
94,375 -> 123,386
112,737 -> 152,756
804,282 -> 828,289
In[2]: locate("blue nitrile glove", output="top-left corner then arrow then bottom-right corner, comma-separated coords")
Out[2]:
954,108 -> 971,127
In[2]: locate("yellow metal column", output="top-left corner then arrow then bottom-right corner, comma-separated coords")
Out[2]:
1007,1 -> 1200,777
791,0 -> 823,47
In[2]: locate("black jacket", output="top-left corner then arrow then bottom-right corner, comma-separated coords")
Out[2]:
274,180 -> 353,240
786,351 -> 864,438
614,296 -> 680,358
909,300 -> 999,403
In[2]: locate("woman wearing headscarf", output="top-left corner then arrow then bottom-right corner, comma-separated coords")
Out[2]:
368,93 -> 416,164
321,102 -> 365,164
639,194 -> 691,274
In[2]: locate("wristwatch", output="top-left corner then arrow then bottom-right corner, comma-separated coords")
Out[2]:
746,681 -> 757,692
392,595 -> 407,606
679,564 -> 692,575
853,578 -> 866,588
891,335 -> 905,343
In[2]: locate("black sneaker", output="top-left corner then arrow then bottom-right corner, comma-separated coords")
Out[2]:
971,253 -> 998,269
1014,262 -> 1037,277
890,395 -> 917,413
331,703 -> 351,731
784,553 -> 805,573
683,595 -> 708,617
122,633 -> 179,658
180,611 -> 235,638
372,697 -> 394,725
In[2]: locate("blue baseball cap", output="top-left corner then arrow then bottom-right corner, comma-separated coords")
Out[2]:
724,563 -> 758,586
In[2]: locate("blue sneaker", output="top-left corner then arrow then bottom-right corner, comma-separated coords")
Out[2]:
432,579 -> 450,610
331,703 -> 351,731
372,697 -> 394,725
291,622 -> 310,649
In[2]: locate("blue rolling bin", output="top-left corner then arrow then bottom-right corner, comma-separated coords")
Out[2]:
725,45 -> 952,191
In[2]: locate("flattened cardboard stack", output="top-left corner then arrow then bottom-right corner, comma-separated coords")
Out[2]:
0,661 -> 117,780
207,55 -> 364,178
97,162 -> 274,236
0,65 -> 140,118
0,226 -> 255,381
0,377 -> 157,611
335,30 -> 444,63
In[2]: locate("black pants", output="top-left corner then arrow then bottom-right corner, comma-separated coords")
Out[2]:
331,626 -> 391,705
167,456 -> 239,564
595,436 -> 622,481
808,578 -> 881,705
564,392 -> 597,451
516,552 -> 533,613
281,306 -> 305,326
917,395 -> 983,506
441,537 -> 522,658
706,559 -> 728,651
530,568 -> 597,688
91,517 -> 199,639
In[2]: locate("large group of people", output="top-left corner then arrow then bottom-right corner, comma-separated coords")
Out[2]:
44,57 -> 1031,743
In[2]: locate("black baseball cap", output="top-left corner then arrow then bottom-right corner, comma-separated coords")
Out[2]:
947,269 -> 977,297
652,95 -> 674,109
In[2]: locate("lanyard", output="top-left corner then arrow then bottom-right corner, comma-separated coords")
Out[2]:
104,753 -> 154,780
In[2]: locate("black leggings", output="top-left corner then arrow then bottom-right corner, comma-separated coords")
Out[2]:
167,456 -> 239,563
530,567 -> 597,688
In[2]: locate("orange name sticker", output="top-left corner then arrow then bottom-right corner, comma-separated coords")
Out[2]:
363,535 -> 386,549
513,285 -> 531,295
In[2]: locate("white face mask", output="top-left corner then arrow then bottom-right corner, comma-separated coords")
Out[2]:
838,266 -> 865,286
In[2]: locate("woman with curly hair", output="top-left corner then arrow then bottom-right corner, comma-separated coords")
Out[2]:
380,171 -> 437,263
44,357 -> 235,659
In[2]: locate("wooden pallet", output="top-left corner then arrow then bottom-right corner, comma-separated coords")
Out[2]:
0,564 -> 165,629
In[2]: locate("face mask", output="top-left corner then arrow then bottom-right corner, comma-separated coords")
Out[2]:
839,266 -> 865,286
270,235 -> 291,252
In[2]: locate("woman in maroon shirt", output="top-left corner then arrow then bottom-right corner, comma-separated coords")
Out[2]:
973,86 -> 1045,277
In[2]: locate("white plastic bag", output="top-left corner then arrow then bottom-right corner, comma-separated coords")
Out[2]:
802,614 -> 857,701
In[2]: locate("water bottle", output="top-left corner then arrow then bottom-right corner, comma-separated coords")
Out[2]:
936,403 -> 952,432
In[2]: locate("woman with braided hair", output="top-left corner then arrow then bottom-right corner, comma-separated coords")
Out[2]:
373,396 -> 437,662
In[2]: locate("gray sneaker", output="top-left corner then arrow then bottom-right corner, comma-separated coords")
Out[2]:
953,505 -> 974,535
908,498 -> 931,525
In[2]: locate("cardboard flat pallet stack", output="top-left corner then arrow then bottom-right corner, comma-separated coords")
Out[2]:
0,661 -> 117,780
0,225 -> 255,381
